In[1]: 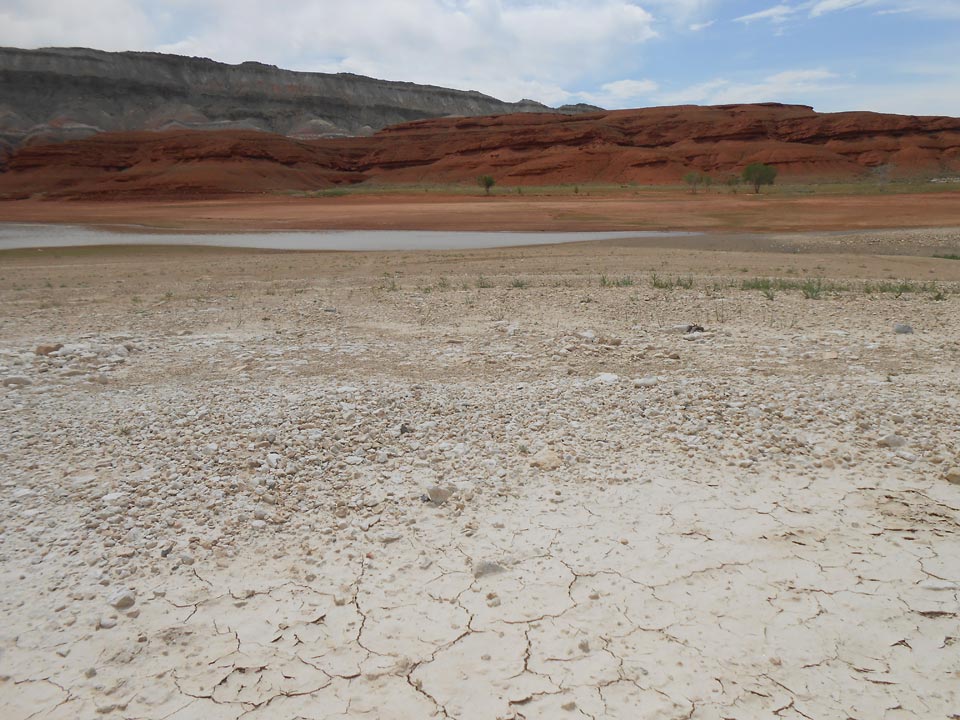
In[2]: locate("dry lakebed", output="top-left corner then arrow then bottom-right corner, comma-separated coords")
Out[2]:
1,225 -> 959,719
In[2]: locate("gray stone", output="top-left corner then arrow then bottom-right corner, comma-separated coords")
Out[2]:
879,433 -> 907,449
426,485 -> 453,505
473,560 -> 506,578
2,375 -> 32,387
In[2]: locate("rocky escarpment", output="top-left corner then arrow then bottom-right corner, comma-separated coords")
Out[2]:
2,103 -> 959,198
0,46 -> 595,149
352,103 -> 960,184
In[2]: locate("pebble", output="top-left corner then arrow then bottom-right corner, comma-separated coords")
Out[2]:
879,434 -> 907,449
426,485 -> 453,505
945,467 -> 960,485
108,589 -> 136,610
2,375 -> 32,387
633,376 -> 659,388
473,560 -> 506,578
893,323 -> 914,334
97,616 -> 117,630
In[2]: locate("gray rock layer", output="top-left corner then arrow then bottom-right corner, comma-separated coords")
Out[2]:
0,46 -> 598,149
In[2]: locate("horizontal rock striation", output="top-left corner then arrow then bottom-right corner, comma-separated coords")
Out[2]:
0,46 -> 588,149
2,103 -> 959,198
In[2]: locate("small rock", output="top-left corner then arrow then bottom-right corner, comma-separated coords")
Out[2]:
473,560 -> 506,578
2,376 -> 32,388
879,433 -> 907,449
893,323 -> 914,334
633,376 -> 659,388
530,447 -> 562,470
35,343 -> 63,356
108,589 -> 136,610
919,579 -> 959,591
98,616 -> 117,630
594,373 -> 619,385
379,530 -> 402,544
945,467 -> 960,485
425,485 -> 453,505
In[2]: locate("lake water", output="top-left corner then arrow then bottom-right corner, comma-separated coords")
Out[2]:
0,224 -> 697,252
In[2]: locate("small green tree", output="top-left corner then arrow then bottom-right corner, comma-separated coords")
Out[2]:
683,171 -> 704,194
702,174 -> 713,194
742,163 -> 778,194
477,175 -> 495,195
724,175 -> 741,194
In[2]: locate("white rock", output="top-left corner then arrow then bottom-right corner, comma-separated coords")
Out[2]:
879,434 -> 907,449
108,589 -> 136,610
633,376 -> 659,388
919,579 -> 959,591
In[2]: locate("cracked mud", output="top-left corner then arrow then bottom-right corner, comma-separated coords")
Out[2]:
1,234 -> 959,719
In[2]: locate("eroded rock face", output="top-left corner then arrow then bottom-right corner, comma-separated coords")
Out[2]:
352,103 -> 960,185
0,46 -> 578,149
1,101 -> 959,198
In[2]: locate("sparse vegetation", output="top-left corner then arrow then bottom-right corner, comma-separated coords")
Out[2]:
801,278 -> 823,299
743,163 -> 778,194
651,274 -> 694,290
476,275 -> 494,288
477,175 -> 496,195
510,278 -> 530,289
600,274 -> 635,287
683,171 -> 704,194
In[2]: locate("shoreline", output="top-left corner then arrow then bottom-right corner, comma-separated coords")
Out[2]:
0,189 -> 959,235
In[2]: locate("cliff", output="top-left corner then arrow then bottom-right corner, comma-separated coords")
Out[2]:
2,104 -> 959,199
0,46 -> 591,149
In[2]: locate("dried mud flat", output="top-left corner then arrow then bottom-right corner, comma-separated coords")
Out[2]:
1,231 -> 960,720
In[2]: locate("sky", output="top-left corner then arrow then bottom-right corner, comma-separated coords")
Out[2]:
1,0 -> 959,115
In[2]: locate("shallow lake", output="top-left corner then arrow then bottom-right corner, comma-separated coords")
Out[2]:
0,224 -> 697,252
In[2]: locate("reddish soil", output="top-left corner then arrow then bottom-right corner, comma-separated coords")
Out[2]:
1,191 -> 959,234
1,104 -> 959,201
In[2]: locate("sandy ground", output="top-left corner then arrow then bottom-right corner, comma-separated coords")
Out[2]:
1,189 -> 960,233
2,229 -> 960,719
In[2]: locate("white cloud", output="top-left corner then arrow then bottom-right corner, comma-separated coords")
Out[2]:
157,0 -> 660,104
578,78 -> 660,107
808,0 -> 869,16
0,0 -> 153,50
735,4 -> 797,23
0,0 -> 665,105
659,69 -> 841,105
689,20 -> 716,31
736,0 -> 960,24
